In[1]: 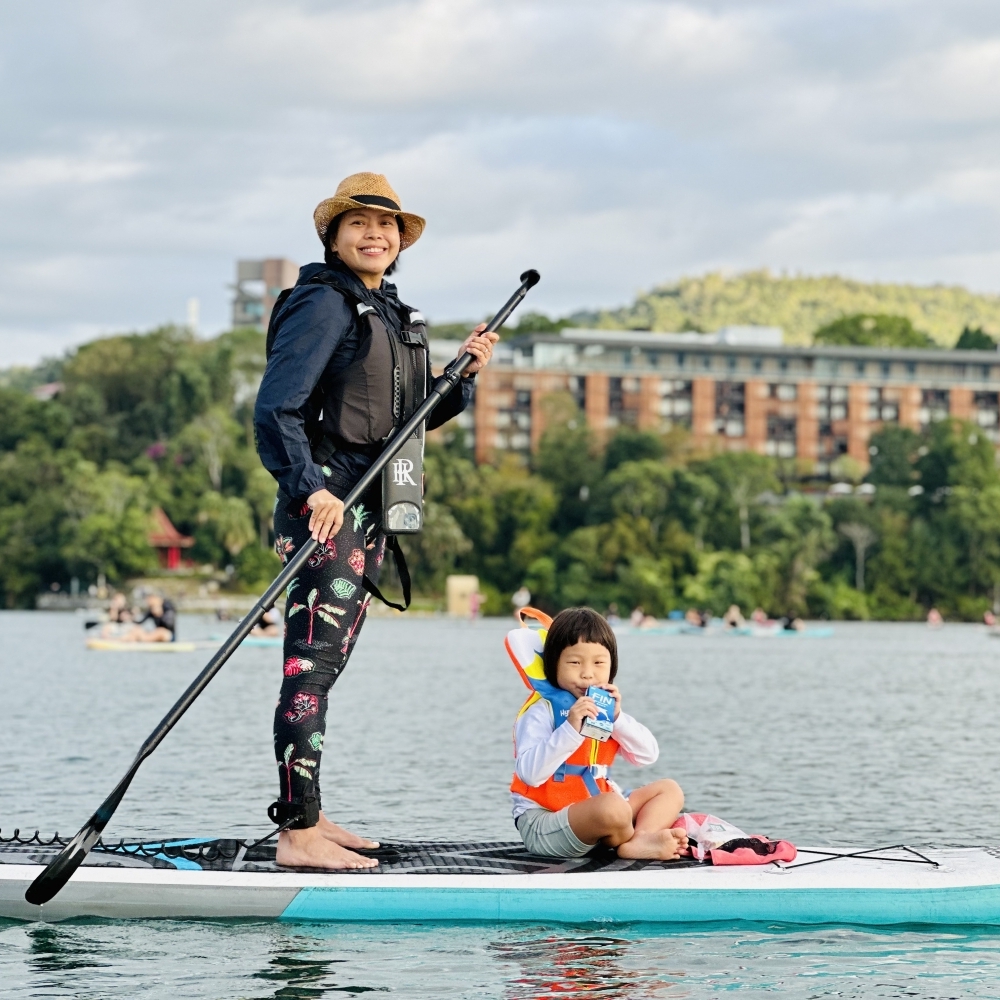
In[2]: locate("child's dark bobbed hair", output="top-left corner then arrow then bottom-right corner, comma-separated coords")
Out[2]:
542,607 -> 618,687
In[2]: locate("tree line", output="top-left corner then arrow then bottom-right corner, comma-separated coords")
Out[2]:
2,322 -> 1000,620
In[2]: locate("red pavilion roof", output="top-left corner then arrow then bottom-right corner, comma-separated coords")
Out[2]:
148,507 -> 195,549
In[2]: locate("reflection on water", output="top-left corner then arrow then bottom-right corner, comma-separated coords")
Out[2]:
491,930 -> 683,998
26,922 -> 110,975
5,919 -> 1000,999
251,936 -> 385,998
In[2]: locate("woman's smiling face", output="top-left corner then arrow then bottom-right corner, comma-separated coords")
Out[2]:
330,208 -> 401,287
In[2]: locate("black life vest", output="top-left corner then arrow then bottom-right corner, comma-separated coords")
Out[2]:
267,270 -> 428,447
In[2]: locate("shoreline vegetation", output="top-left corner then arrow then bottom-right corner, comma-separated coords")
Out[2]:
3,270 -> 1000,620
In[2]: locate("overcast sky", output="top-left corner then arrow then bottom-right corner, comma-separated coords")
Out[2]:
3,0 -> 1000,364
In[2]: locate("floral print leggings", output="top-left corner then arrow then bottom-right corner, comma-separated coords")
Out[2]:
272,491 -> 385,819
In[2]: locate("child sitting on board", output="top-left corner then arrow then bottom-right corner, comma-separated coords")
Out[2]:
509,607 -> 688,860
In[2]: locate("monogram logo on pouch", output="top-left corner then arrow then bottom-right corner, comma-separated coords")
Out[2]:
392,458 -> 416,486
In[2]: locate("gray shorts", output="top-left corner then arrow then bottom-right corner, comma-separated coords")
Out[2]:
516,807 -> 592,859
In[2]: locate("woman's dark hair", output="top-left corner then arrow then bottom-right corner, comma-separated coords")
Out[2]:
543,607 -> 618,687
323,211 -> 403,276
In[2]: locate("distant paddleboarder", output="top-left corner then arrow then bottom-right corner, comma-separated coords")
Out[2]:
115,593 -> 176,643
254,173 -> 499,869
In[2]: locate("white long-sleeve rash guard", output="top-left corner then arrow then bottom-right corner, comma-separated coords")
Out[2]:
511,700 -> 659,821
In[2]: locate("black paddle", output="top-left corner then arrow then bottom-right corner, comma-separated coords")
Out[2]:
26,268 -> 540,906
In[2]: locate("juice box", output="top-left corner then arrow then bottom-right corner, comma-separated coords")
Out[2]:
580,686 -> 616,742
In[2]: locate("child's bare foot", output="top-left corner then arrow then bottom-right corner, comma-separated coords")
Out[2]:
317,811 -> 379,850
276,827 -> 379,869
617,829 -> 683,861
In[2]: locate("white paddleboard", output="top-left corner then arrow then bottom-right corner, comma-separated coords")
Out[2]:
2,837 -> 998,926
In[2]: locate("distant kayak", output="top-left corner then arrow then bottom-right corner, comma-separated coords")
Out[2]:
86,639 -> 203,653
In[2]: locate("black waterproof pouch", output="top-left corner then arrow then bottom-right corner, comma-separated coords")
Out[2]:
382,428 -> 424,533
381,309 -> 428,535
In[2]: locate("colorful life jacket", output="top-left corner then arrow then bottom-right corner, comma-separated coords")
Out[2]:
507,608 -> 619,811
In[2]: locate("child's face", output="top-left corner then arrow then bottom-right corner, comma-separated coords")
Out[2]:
555,641 -> 612,697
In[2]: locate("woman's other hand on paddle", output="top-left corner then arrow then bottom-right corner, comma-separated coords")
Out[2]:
459,323 -> 499,376
597,683 -> 622,720
307,489 -> 344,543
567,696 -> 599,733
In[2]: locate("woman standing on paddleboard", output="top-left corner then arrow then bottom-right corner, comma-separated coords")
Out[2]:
254,173 -> 497,869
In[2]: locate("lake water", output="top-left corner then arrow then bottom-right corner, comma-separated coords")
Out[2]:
2,612 -> 1000,997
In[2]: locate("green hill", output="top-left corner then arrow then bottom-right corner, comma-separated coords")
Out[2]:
572,270 -> 1000,346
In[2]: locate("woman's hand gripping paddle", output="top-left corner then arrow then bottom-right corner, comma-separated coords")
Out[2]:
25,269 -> 540,907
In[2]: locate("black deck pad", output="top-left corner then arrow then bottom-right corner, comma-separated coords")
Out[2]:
0,832 -> 706,876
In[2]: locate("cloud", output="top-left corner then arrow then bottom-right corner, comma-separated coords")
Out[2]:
3,1 -> 1000,363
0,145 -> 145,189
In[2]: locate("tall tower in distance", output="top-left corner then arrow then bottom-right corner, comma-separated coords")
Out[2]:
232,258 -> 299,329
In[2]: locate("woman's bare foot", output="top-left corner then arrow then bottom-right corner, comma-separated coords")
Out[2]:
617,829 -> 684,861
276,827 -> 378,869
317,811 -> 379,850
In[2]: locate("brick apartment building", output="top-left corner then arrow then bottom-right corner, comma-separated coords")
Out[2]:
436,328 -> 1000,473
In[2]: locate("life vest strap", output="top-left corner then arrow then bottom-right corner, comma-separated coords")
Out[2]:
552,763 -> 610,797
517,606 -> 552,629
362,535 -> 411,611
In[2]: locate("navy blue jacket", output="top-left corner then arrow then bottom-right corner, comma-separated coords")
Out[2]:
254,260 -> 474,501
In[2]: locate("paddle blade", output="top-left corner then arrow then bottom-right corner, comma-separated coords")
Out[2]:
25,768 -> 134,905
25,821 -> 103,905
519,269 -> 540,288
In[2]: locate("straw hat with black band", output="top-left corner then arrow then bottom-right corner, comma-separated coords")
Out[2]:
313,172 -> 425,251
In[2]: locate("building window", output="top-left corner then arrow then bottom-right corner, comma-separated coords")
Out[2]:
752,356 -> 763,373
714,381 -> 745,437
701,355 -> 712,370
727,355 -> 737,371
494,389 -> 532,453
677,352 -> 686,368
815,385 -> 848,474
658,379 -> 692,428
608,377 -> 639,427
815,434 -> 848,477
568,376 -> 586,412
765,415 -> 796,458
866,387 -> 899,423
918,389 -> 949,426
779,358 -> 789,373
454,408 -> 475,451
769,383 -> 797,401
974,391 -> 1000,440
906,362 -> 916,377
816,384 -> 848,422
